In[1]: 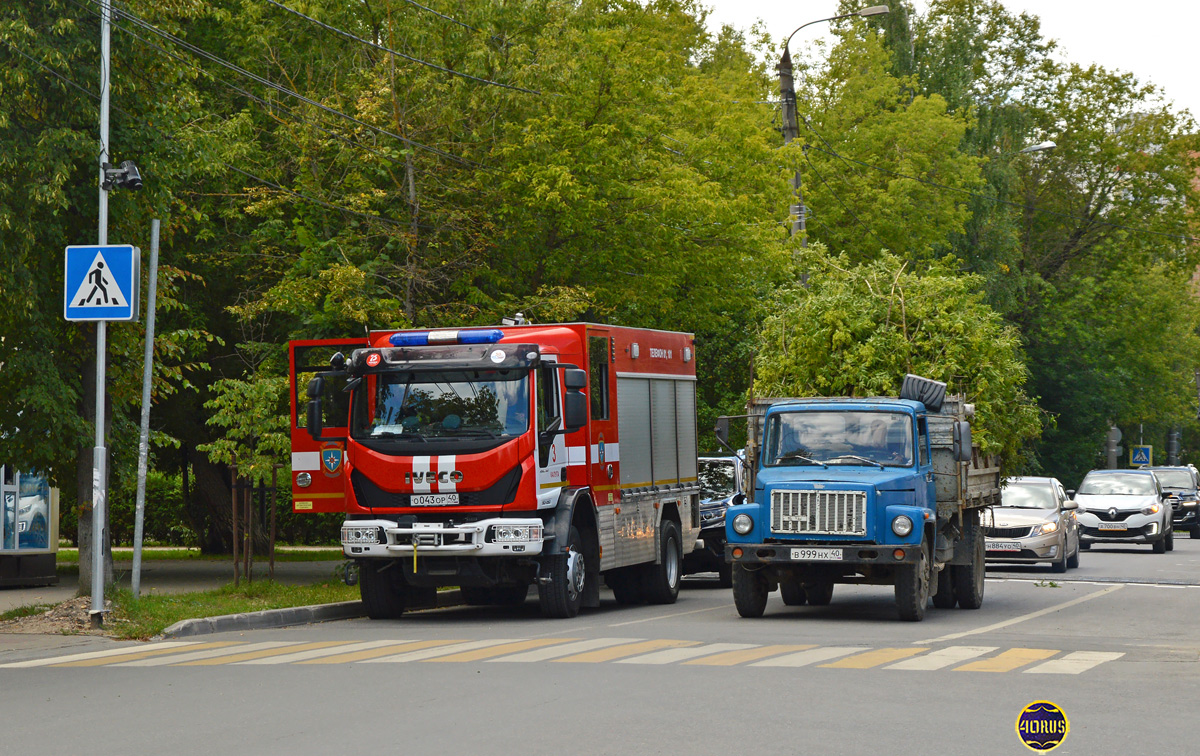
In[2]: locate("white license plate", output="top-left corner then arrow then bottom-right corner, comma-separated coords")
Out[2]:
1097,522 -> 1127,531
411,493 -> 460,507
790,548 -> 842,561
986,541 -> 1021,552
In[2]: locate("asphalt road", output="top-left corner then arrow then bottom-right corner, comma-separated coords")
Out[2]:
3,537 -> 1198,756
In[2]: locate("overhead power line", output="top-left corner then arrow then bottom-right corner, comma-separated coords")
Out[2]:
802,150 -> 893,254
802,120 -> 1198,244
395,0 -> 489,37
3,37 -> 411,230
261,0 -> 540,95
77,0 -> 484,168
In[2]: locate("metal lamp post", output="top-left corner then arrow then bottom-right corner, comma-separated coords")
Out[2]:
778,5 -> 890,243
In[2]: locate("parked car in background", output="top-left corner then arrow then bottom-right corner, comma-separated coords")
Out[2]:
983,476 -> 1080,572
1144,465 -> 1200,539
682,455 -> 743,587
1073,469 -> 1174,553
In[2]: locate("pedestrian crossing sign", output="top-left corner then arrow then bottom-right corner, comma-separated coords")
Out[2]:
1130,445 -> 1152,466
63,245 -> 140,321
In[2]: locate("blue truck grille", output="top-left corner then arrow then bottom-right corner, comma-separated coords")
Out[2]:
771,490 -> 867,536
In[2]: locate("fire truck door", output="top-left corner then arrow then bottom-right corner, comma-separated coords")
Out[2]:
534,360 -> 568,508
289,339 -> 364,513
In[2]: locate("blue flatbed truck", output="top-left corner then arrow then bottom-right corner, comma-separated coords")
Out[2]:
719,375 -> 1000,621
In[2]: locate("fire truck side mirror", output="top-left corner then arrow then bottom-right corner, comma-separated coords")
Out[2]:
306,399 -> 324,440
564,391 -> 587,432
306,376 -> 325,399
563,368 -> 587,390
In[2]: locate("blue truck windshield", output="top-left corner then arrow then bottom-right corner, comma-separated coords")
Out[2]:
351,369 -> 530,441
764,410 -> 914,468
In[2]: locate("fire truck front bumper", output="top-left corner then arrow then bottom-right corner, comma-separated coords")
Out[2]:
341,518 -> 546,558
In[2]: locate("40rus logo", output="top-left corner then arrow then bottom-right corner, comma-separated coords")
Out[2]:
1016,701 -> 1070,752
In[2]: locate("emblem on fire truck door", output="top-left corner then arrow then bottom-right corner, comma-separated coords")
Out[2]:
321,445 -> 343,476
598,434 -> 605,463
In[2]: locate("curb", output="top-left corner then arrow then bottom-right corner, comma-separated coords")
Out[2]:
160,589 -> 463,638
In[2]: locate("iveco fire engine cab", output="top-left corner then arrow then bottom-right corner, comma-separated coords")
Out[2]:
289,321 -> 701,619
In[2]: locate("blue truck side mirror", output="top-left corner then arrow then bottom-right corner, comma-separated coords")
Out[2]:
952,421 -> 972,462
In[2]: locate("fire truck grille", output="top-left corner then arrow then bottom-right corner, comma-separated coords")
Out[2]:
350,467 -> 521,509
771,490 -> 866,536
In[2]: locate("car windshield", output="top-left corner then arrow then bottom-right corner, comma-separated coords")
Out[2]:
1077,473 -> 1156,496
763,410 -> 914,467
699,460 -> 737,501
351,369 -> 529,440
1153,470 -> 1194,489
1000,482 -> 1057,509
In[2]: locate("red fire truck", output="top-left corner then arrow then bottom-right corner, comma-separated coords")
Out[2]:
289,320 -> 700,618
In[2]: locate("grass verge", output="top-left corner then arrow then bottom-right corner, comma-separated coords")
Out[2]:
1,604 -> 55,621
55,547 -> 344,564
106,579 -> 360,640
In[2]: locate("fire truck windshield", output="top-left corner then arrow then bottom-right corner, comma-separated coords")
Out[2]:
351,369 -> 530,442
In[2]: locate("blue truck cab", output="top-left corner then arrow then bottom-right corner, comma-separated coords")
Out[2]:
720,376 -> 1000,621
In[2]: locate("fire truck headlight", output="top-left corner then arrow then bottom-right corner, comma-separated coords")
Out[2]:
732,514 -> 754,535
891,515 -> 913,537
490,524 -> 543,543
341,526 -> 381,545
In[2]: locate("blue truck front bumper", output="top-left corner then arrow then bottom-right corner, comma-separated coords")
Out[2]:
726,542 -> 923,566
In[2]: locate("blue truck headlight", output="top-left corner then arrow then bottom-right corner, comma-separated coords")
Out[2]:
891,515 -> 913,537
732,514 -> 754,535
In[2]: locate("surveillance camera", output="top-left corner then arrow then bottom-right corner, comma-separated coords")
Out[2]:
118,160 -> 143,190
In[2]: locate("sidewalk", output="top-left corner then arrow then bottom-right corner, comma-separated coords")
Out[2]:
0,557 -> 344,613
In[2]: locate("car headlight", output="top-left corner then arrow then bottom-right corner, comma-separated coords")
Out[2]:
1031,521 -> 1059,536
1141,503 -> 1161,515
891,515 -> 913,537
732,514 -> 754,535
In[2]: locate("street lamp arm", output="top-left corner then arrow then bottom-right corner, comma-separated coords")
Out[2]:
783,6 -> 890,51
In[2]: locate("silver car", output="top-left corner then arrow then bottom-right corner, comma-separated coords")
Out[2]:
1073,469 -> 1174,553
984,476 -> 1080,572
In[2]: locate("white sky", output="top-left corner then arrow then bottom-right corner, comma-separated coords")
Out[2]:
701,0 -> 1199,122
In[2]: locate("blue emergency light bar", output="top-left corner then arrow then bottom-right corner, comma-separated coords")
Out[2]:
388,329 -> 504,347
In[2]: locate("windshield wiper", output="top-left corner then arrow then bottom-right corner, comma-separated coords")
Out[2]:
372,431 -> 425,442
825,455 -> 885,469
452,428 -> 500,438
776,452 -> 828,468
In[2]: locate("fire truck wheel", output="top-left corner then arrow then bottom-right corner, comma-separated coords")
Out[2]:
359,561 -> 408,619
607,568 -> 645,604
644,519 -> 682,604
779,579 -> 807,606
732,564 -> 769,618
538,525 -> 586,618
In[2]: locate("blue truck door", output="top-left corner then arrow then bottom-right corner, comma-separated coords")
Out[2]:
917,415 -> 935,510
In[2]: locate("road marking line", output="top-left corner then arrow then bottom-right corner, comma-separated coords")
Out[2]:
914,584 -> 1125,644
885,646 -> 997,671
361,639 -> 522,663
115,642 -> 291,667
1024,651 -> 1126,674
682,645 -> 816,666
821,648 -> 928,669
607,603 -> 733,627
300,640 -> 458,665
424,639 -> 578,663
489,638 -> 639,662
750,647 -> 869,668
238,640 -> 408,665
615,643 -> 757,665
0,641 -> 202,668
954,648 -> 1058,673
553,639 -> 698,663
50,643 -> 234,668
180,641 -> 349,666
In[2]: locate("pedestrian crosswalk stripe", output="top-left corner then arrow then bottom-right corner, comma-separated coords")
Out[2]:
954,647 -> 1059,672
1024,651 -> 1125,675
298,640 -> 454,665
615,643 -> 758,665
821,647 -> 928,669
489,637 -> 640,662
0,641 -> 201,668
553,639 -> 698,663
240,640 -> 408,665
425,639 -> 578,663
115,642 -> 295,667
180,641 -> 348,666
682,645 -> 816,666
362,639 -> 523,663
55,642 -> 237,668
885,646 -> 997,671
750,646 -> 869,668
